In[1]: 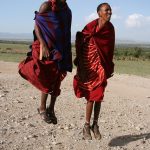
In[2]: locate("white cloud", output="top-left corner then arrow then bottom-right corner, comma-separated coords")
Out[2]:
126,13 -> 150,28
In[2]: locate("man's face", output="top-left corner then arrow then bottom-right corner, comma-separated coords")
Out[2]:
98,4 -> 112,21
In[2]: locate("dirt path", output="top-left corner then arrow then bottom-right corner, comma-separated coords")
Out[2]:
0,61 -> 150,150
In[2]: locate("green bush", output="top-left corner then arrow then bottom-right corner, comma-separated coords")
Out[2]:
114,46 -> 150,60
133,47 -> 142,58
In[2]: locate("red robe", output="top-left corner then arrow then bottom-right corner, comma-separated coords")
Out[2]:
73,19 -> 115,102
18,40 -> 66,95
18,1 -> 71,95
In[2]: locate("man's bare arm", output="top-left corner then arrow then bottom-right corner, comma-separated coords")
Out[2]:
35,24 -> 50,60
34,1 -> 51,44
34,24 -> 45,45
34,2 -> 51,60
34,1 -> 53,60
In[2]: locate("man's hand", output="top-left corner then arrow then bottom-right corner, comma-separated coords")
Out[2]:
39,44 -> 50,60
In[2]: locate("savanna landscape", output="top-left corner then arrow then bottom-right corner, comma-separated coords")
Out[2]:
0,40 -> 150,150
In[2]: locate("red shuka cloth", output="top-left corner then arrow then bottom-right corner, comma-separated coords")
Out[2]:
18,40 -> 66,95
73,19 -> 115,102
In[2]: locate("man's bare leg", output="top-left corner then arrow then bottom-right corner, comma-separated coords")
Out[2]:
38,92 -> 52,123
83,101 -> 94,140
86,101 -> 94,124
93,102 -> 101,124
91,102 -> 102,140
39,92 -> 48,112
48,95 -> 57,112
47,95 -> 57,124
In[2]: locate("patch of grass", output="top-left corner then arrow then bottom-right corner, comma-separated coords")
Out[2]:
0,41 -> 30,62
0,43 -> 29,54
114,60 -> 150,77
0,53 -> 26,62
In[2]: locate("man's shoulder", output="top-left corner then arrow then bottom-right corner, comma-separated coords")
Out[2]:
84,19 -> 98,30
87,19 -> 98,26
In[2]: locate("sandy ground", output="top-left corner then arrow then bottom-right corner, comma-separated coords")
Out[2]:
0,61 -> 150,150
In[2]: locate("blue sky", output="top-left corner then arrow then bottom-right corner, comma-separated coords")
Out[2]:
0,0 -> 150,42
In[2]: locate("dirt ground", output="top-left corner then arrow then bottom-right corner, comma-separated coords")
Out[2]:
0,61 -> 150,150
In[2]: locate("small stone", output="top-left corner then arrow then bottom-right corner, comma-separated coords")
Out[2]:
25,115 -> 30,119
52,141 -> 57,145
11,119 -> 15,123
5,108 -> 9,111
27,134 -> 38,139
118,113 -> 123,116
56,142 -> 62,145
17,100 -> 23,103
49,147 -> 53,150
141,147 -> 145,149
0,94 -> 5,98
0,128 -> 7,135
30,96 -> 36,100
28,135 -> 33,138
24,137 -> 28,140
100,120 -> 106,123
20,117 -> 26,121
135,125 -> 144,131
142,140 -> 146,144
64,126 -> 69,130
142,137 -> 146,144
58,126 -> 64,129
32,135 -> 38,138
27,123 -> 35,127
45,131 -> 53,136
0,140 -> 5,144
3,90 -> 9,93
68,124 -> 74,129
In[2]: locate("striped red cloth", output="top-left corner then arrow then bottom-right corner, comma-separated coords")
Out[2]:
73,19 -> 115,101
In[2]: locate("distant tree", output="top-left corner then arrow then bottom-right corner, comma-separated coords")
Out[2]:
133,47 -> 142,58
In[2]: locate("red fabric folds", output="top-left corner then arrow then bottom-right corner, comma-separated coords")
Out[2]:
82,19 -> 115,79
18,40 -> 66,95
73,19 -> 115,102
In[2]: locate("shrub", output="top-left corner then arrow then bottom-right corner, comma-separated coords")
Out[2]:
133,47 -> 142,58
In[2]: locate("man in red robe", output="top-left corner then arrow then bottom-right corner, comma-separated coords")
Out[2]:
73,3 -> 115,140
19,0 -> 72,124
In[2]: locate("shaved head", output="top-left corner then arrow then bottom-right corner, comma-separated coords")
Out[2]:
97,3 -> 110,12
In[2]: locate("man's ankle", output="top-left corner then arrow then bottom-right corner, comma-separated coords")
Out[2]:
39,107 -> 46,112
92,120 -> 98,126
85,122 -> 90,126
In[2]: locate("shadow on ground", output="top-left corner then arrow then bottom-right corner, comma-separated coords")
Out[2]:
109,133 -> 150,147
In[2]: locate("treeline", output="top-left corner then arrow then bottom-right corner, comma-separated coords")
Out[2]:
114,47 -> 150,60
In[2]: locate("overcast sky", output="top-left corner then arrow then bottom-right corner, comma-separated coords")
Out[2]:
0,0 -> 150,42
